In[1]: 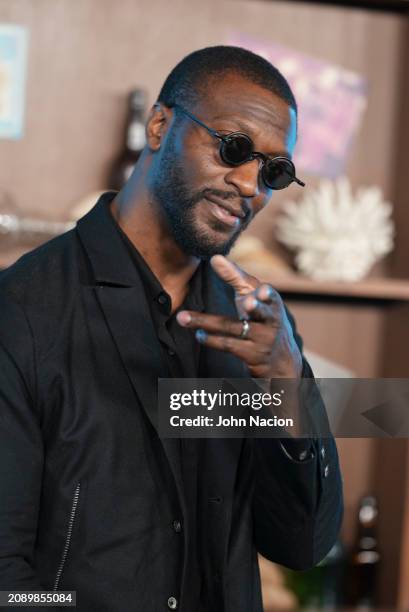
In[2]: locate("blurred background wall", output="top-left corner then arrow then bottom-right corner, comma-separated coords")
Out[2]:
0,0 -> 406,219
1,0 -> 409,608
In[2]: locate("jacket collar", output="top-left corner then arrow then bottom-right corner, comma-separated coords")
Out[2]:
77,191 -> 139,287
76,190 -> 247,390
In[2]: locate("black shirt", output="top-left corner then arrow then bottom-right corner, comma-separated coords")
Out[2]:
111,216 -> 206,609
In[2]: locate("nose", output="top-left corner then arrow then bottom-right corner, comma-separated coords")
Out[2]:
224,158 -> 261,199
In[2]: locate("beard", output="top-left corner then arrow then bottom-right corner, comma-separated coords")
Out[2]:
151,133 -> 251,260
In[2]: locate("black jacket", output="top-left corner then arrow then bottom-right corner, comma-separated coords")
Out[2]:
0,194 -> 343,611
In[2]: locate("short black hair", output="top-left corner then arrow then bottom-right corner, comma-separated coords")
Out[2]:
157,45 -> 297,114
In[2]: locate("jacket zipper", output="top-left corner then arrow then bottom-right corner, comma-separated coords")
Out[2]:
53,482 -> 81,591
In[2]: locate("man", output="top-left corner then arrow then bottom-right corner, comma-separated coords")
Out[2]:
0,46 -> 343,611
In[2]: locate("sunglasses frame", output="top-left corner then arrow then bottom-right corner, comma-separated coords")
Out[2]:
170,103 -> 305,191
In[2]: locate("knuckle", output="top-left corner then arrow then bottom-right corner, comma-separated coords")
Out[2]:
222,319 -> 231,333
263,284 -> 281,303
258,344 -> 272,358
245,296 -> 258,311
193,315 -> 203,327
223,318 -> 237,335
223,336 -> 235,351
247,352 -> 261,366
260,283 -> 271,293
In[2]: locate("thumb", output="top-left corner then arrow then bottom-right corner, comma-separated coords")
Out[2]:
210,255 -> 259,296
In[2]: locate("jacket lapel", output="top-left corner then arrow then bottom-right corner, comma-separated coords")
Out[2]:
95,284 -> 187,511
95,284 -> 166,429
76,193 -> 168,429
76,194 -> 185,504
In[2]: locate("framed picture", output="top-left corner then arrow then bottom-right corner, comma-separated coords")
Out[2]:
0,24 -> 28,140
228,33 -> 368,179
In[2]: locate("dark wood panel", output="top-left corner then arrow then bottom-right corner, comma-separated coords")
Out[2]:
275,0 -> 409,13
373,439 -> 409,606
391,18 -> 409,278
398,447 -> 409,609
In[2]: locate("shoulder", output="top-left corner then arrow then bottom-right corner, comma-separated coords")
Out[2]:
0,230 -> 81,361
0,229 -> 79,305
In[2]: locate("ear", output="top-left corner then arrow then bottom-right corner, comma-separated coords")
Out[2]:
146,102 -> 173,151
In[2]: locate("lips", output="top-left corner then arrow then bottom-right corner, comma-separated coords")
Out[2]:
203,197 -> 242,229
205,194 -> 246,219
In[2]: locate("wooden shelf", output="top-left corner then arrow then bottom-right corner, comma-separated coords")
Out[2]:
272,276 -> 409,301
242,264 -> 409,302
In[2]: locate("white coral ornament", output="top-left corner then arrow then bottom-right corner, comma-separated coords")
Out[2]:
275,178 -> 395,281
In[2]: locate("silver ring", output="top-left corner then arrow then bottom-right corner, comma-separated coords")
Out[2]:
239,319 -> 250,339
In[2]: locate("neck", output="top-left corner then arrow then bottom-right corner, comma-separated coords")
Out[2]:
109,167 -> 200,299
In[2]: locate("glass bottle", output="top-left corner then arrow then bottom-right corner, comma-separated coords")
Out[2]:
109,88 -> 147,190
347,495 -> 380,608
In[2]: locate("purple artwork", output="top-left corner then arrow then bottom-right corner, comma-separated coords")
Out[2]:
228,33 -> 368,178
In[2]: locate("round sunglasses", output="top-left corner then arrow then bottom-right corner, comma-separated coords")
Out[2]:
171,104 -> 305,191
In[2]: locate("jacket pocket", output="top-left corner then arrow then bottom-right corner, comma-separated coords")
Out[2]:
53,482 -> 82,591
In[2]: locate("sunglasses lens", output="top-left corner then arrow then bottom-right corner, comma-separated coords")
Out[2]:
262,158 -> 295,190
220,134 -> 253,165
